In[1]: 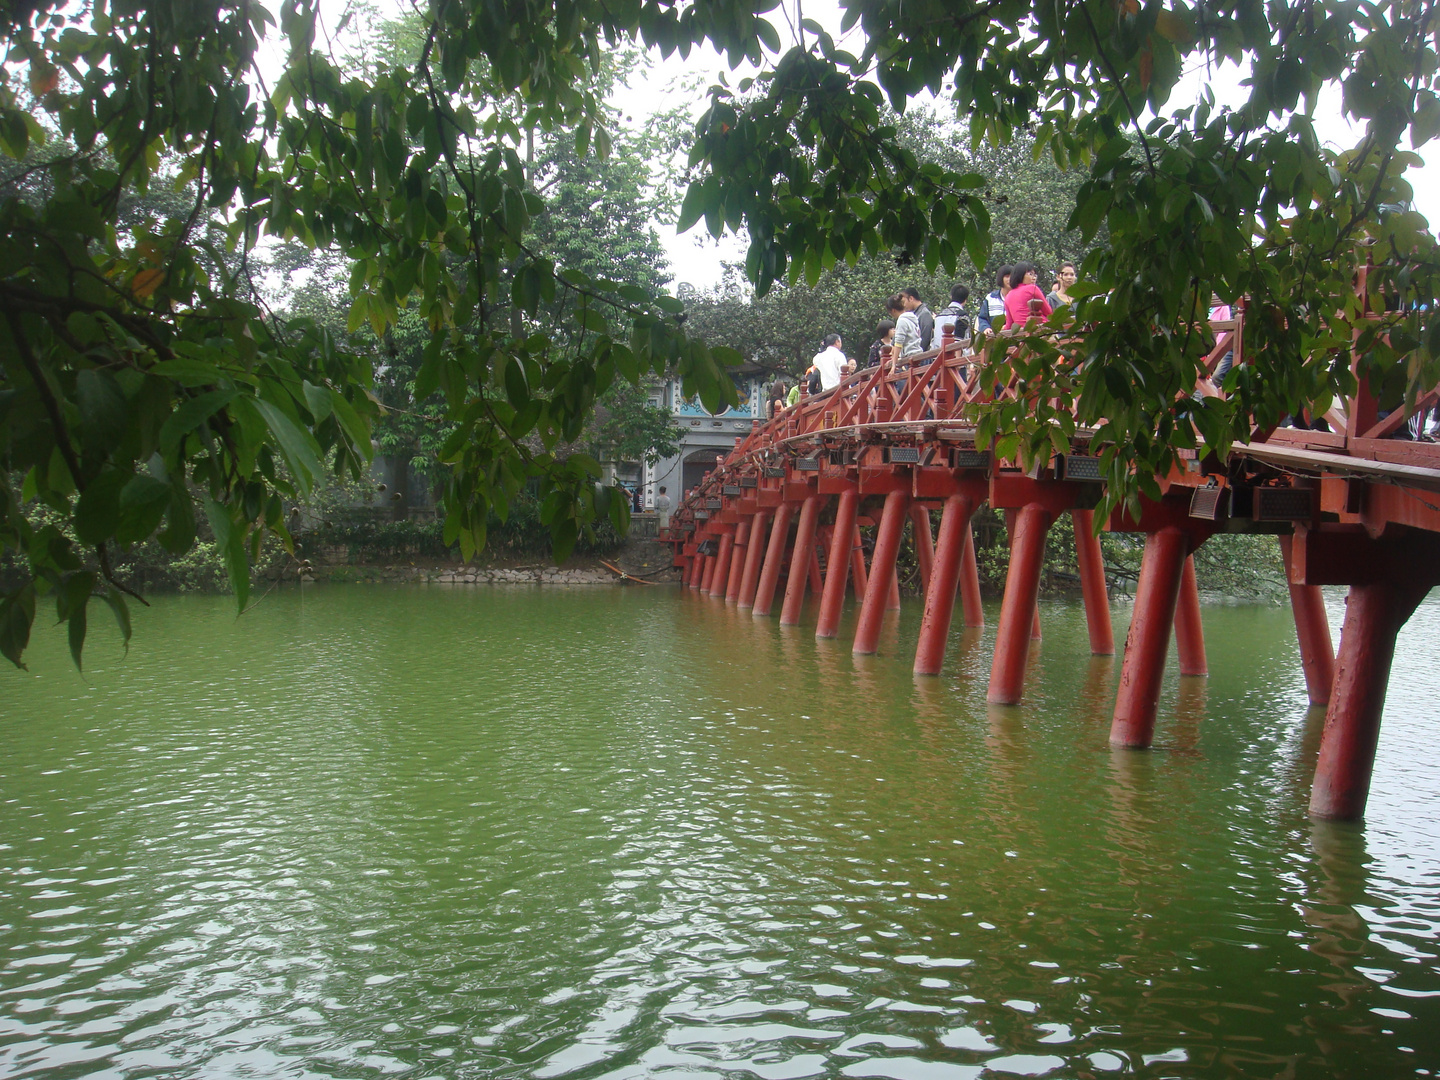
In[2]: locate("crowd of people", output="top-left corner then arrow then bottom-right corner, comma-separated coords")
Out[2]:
765,261 -> 1083,419
759,263 -> 1440,443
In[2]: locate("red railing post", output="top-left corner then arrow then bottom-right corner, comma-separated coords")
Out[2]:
1109,525 -> 1190,747
1072,509 -> 1113,654
914,494 -> 977,675
853,490 -> 909,654
817,486 -> 860,639
780,497 -> 822,626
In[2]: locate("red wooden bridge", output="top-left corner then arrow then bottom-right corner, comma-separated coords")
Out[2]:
662,305 -> 1440,823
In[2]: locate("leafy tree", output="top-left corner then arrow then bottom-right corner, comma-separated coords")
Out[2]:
3,0 -> 1437,669
682,119 -> 1092,375
589,382 -> 682,466
682,3 -> 1438,513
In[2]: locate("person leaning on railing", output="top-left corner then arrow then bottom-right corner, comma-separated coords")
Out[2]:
887,293 -> 924,366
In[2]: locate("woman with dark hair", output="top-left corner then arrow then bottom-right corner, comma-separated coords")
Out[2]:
1003,262 -> 1052,329
766,381 -> 788,418
1046,262 -> 1077,311
866,320 -> 895,368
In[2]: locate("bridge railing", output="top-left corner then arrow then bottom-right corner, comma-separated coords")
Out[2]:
666,301 -> 1440,533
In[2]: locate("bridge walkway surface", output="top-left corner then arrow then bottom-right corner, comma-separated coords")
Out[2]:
662,302 -> 1440,823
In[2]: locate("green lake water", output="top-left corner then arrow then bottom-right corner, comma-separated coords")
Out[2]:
2,584 -> 1438,1079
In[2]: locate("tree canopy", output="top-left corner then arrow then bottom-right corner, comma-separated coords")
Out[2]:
3,0 -> 1438,667
683,118 -> 1091,372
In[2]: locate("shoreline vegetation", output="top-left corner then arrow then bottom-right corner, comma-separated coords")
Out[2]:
4,501 -> 1284,600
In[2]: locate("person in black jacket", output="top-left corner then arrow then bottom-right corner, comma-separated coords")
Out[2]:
866,320 -> 895,367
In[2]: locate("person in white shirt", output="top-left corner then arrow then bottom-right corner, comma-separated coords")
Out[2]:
812,334 -> 846,391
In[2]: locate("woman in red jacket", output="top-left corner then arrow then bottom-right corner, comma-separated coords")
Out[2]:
1002,262 -> 1052,329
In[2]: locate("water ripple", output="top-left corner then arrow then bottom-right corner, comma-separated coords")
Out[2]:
1,587 -> 1437,1076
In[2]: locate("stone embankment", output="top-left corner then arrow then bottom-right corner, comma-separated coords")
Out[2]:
294,539 -> 681,587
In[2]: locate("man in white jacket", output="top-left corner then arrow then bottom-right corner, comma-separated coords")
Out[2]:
812,334 -> 846,391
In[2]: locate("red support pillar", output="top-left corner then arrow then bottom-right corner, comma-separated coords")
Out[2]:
1109,525 -> 1190,747
914,494 -> 976,675
960,520 -> 984,628
780,497 -> 822,626
987,503 -> 1054,704
850,524 -> 869,598
1309,581 -> 1427,820
909,503 -> 934,598
1279,535 -> 1335,706
724,520 -> 750,602
699,552 -> 716,593
1173,554 -> 1207,676
817,487 -> 860,639
808,546 -> 824,596
738,511 -> 772,609
853,490 -> 909,654
1072,508 -> 1114,655
708,533 -> 734,598
753,503 -> 793,617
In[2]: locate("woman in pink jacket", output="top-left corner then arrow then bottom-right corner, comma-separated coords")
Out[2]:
1002,263 -> 1052,329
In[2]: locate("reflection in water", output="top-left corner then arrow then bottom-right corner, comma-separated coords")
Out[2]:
1,587 -> 1437,1079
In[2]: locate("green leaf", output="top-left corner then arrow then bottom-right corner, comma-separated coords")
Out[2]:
329,390 -> 370,450
303,381 -> 333,421
102,589 -> 131,654
205,498 -> 250,609
503,355 -> 529,407
150,358 -> 228,386
249,398 -> 324,496
73,469 -> 127,546
159,478 -> 197,554
116,474 -> 173,544
159,389 -> 239,456
67,596 -> 88,670
77,369 -> 129,448
0,587 -> 36,669
550,516 -> 578,564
